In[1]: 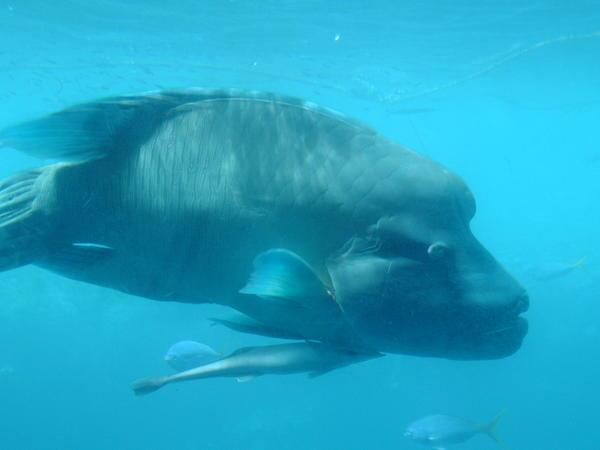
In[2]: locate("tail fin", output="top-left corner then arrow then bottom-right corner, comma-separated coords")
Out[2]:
0,168 -> 54,271
483,410 -> 507,448
131,376 -> 168,396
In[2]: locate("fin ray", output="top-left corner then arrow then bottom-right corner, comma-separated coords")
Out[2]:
0,90 -> 200,161
0,168 -> 53,271
240,249 -> 337,312
0,88 -> 365,162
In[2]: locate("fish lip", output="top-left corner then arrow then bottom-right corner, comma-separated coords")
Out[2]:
514,292 -> 530,315
484,291 -> 530,334
474,316 -> 528,358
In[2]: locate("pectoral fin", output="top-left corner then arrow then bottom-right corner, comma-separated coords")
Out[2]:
239,249 -> 337,311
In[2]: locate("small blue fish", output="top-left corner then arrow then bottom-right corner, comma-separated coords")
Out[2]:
164,341 -> 220,371
404,412 -> 504,449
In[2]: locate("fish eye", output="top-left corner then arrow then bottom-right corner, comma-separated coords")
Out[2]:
427,242 -> 448,260
377,237 -> 428,262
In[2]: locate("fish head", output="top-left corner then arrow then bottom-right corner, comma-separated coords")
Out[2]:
328,161 -> 529,359
164,350 -> 178,367
164,341 -> 195,368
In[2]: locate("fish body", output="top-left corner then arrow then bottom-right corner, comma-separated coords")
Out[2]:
164,340 -> 219,371
404,412 -> 504,449
0,88 -> 528,361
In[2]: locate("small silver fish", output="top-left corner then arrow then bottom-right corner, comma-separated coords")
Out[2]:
164,340 -> 220,371
404,412 -> 505,449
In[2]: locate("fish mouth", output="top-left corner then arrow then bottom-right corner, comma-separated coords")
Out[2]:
482,315 -> 528,338
476,313 -> 528,359
480,291 -> 530,337
470,293 -> 529,358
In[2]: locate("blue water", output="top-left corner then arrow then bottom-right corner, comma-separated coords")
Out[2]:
1,2 -> 599,449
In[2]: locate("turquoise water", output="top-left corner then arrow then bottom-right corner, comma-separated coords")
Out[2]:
1,2 -> 599,449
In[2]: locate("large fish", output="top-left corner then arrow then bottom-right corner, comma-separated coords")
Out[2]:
0,89 -> 528,369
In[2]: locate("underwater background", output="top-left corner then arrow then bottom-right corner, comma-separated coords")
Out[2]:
0,1 -> 599,449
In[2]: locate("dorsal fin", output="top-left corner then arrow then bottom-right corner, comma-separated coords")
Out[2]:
0,92 -> 183,161
0,88 -> 370,162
